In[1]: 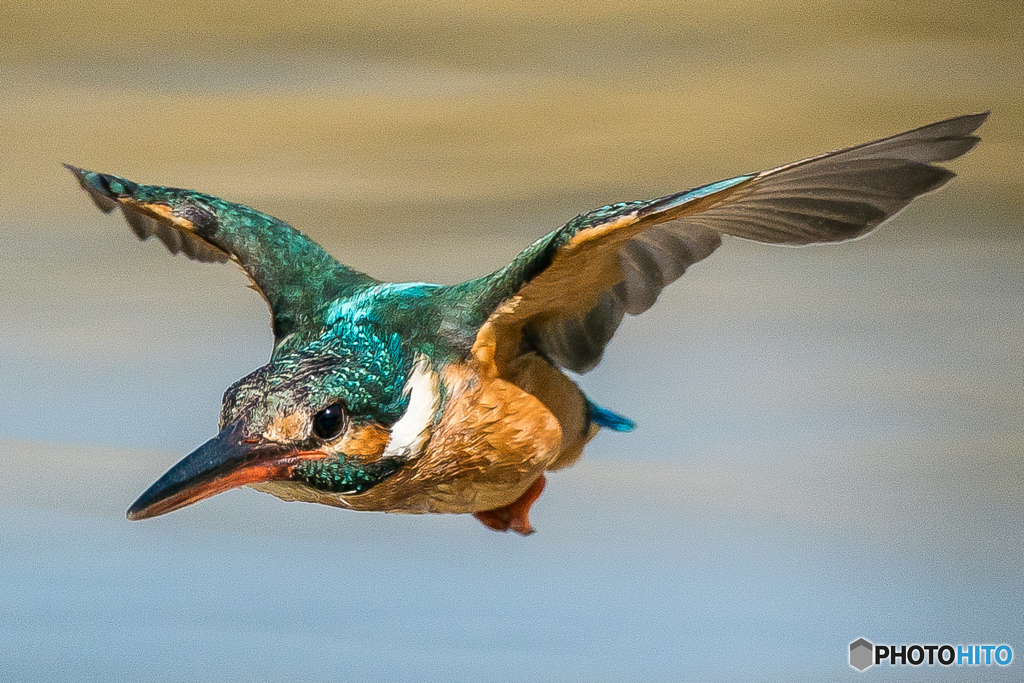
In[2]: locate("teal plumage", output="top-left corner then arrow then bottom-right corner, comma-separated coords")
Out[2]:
293,455 -> 405,495
66,165 -> 377,343
66,112 -> 987,534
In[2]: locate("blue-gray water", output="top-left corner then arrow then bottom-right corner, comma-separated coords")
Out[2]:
2,1 -> 1022,680
3,214 -> 1022,681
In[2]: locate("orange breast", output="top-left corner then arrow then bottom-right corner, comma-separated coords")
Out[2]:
256,357 -> 588,516
341,361 -> 564,513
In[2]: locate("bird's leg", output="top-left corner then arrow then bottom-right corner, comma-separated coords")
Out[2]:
472,475 -> 546,535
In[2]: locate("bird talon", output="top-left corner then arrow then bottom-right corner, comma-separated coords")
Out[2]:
473,475 -> 545,535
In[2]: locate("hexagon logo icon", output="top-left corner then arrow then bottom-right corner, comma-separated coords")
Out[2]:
850,638 -> 874,671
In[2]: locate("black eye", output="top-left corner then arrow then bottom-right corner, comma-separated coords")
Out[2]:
312,403 -> 347,440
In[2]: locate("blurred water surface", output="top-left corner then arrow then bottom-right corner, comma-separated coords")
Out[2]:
1,1 -> 1022,681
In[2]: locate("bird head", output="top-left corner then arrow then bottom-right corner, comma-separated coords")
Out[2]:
127,327 -> 441,520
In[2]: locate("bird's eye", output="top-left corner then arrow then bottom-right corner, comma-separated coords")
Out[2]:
312,403 -> 347,440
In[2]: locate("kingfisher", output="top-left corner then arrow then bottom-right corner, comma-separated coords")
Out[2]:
68,112 -> 986,535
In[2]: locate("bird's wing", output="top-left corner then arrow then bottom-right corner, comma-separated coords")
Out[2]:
467,112 -> 988,375
67,166 -> 378,345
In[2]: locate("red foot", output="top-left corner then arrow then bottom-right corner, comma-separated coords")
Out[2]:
473,475 -> 546,535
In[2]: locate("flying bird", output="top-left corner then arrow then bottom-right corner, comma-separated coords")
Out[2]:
67,112 -> 987,534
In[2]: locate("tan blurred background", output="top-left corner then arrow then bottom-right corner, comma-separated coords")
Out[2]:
2,0 -> 1020,226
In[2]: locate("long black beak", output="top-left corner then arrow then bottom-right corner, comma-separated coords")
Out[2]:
127,422 -> 297,521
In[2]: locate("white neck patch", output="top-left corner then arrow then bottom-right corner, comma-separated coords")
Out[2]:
383,355 -> 439,460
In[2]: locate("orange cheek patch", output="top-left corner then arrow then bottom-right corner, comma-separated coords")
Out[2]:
265,412 -> 308,442
336,424 -> 389,463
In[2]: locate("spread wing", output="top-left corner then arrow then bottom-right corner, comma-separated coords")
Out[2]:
466,112 -> 988,375
67,166 -> 378,345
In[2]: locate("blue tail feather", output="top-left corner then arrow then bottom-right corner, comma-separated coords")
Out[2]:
587,399 -> 636,432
